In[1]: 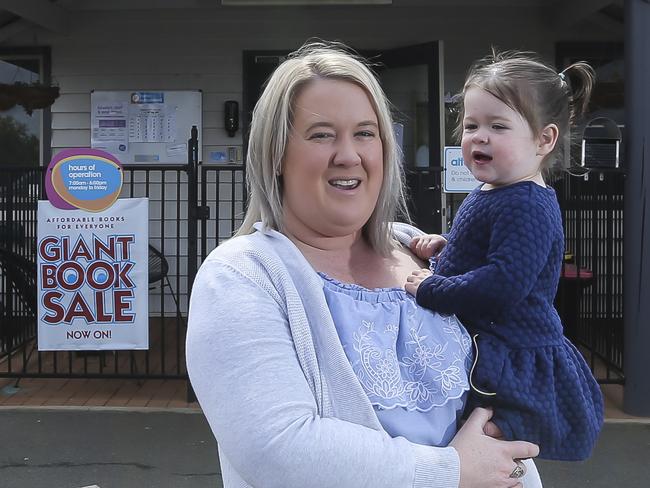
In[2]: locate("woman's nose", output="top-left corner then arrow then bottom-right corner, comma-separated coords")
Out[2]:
332,136 -> 362,166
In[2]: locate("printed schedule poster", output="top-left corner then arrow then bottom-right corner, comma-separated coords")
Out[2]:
37,198 -> 149,351
91,90 -> 202,164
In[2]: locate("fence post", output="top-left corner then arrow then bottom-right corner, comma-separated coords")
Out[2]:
186,125 -> 199,403
623,0 -> 650,416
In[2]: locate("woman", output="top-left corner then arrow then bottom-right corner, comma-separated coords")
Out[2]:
186,41 -> 541,488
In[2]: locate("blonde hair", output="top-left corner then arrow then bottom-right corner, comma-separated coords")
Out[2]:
453,49 -> 595,170
235,40 -> 409,255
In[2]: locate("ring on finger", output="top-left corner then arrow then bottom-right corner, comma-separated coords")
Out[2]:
509,459 -> 526,479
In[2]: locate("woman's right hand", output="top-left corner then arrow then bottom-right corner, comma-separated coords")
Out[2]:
449,407 -> 539,488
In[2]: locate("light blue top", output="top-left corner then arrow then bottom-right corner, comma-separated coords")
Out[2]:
320,272 -> 473,446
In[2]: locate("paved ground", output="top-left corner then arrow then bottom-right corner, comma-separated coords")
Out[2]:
1,407 -> 649,488
536,421 -> 650,487
0,408 -> 222,488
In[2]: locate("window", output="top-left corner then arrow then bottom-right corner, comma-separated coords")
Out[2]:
0,47 -> 52,166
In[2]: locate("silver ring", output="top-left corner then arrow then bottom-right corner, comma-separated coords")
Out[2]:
509,460 -> 526,479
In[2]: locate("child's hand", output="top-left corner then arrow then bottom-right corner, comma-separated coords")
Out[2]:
410,234 -> 447,260
405,268 -> 432,296
458,417 -> 504,439
484,421 -> 505,439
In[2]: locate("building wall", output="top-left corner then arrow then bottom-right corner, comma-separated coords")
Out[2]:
6,4 -> 622,162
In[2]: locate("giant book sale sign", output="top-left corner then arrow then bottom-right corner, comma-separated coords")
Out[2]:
37,148 -> 148,350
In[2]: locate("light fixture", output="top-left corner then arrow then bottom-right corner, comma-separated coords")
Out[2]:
222,0 -> 391,5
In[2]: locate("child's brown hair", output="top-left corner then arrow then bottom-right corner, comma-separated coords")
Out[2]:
454,49 -> 595,169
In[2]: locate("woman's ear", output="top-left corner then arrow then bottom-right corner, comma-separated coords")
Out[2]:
537,124 -> 559,157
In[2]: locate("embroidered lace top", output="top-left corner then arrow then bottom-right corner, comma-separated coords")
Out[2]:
320,272 -> 473,446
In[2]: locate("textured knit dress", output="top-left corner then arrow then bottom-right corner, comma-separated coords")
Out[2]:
415,181 -> 604,461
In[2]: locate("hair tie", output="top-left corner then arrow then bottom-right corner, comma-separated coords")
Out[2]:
558,72 -> 566,83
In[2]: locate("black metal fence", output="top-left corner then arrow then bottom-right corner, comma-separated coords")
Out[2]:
441,171 -> 625,384
0,156 -> 625,385
552,171 -> 625,384
0,153 -> 244,380
0,166 -> 42,361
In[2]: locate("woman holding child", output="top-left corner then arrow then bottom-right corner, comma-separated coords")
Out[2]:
187,41 -> 545,488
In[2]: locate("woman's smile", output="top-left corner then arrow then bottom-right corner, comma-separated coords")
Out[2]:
328,177 -> 361,190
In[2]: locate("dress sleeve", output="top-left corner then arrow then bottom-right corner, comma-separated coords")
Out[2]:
415,200 -> 554,318
186,258 -> 460,488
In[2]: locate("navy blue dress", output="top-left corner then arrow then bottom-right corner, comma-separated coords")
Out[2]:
415,181 -> 604,460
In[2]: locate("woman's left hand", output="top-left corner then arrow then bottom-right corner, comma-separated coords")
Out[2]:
405,268 -> 432,296
450,407 -> 539,488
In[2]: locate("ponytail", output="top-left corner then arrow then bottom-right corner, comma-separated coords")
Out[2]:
561,62 -> 596,125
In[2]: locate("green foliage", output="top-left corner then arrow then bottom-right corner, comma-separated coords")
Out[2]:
0,116 -> 39,166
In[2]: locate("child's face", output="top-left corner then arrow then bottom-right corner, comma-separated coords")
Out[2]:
461,87 -> 545,187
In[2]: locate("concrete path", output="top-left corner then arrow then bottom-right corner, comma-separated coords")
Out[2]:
536,420 -> 650,487
0,408 -> 222,488
1,407 -> 648,488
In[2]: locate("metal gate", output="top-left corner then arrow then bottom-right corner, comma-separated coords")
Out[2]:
0,134 -> 245,381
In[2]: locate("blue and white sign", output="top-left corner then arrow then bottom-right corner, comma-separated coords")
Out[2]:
443,146 -> 481,193
130,91 -> 164,104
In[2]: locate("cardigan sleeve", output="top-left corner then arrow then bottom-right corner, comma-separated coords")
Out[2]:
415,199 -> 554,319
186,257 -> 460,488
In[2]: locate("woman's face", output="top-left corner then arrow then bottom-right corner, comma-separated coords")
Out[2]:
281,78 -> 384,239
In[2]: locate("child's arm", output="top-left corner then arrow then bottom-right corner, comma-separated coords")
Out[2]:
413,202 -> 555,318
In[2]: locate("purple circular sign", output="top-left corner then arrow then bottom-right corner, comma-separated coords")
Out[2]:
45,148 -> 123,212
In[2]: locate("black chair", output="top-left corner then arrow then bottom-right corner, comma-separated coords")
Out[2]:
148,244 -> 182,320
0,246 -> 38,381
0,246 -> 37,314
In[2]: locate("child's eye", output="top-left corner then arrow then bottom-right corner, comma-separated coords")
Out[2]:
492,124 -> 508,130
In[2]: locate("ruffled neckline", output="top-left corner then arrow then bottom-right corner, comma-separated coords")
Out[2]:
317,271 -> 412,303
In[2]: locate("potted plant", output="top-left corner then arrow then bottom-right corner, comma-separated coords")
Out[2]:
0,82 -> 60,115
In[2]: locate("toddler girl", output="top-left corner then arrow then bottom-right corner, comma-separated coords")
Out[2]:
405,50 -> 604,461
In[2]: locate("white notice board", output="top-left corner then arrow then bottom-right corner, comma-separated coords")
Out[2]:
91,90 -> 202,164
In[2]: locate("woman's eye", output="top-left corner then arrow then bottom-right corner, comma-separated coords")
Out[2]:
309,132 -> 334,140
356,130 -> 376,138
464,124 -> 477,131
